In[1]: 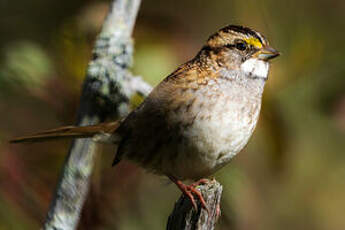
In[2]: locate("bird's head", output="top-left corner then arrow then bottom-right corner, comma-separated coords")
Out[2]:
202,25 -> 279,80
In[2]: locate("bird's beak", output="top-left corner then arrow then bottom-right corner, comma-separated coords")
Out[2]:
256,46 -> 280,61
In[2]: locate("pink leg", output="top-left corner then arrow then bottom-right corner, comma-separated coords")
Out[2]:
168,175 -> 209,212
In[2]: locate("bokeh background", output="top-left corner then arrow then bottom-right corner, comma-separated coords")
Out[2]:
1,0 -> 345,229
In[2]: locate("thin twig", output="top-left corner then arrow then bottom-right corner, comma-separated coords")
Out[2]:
43,1 -> 151,229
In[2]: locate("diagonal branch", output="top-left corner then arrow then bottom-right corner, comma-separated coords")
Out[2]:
43,1 -> 151,229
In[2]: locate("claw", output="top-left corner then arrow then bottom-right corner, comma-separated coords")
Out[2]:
168,176 -> 210,213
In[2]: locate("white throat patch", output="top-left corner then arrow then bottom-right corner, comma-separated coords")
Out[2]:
240,58 -> 269,79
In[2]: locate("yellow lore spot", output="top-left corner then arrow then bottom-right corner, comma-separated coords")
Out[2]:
244,38 -> 263,49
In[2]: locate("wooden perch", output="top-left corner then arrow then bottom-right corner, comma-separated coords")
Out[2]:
167,180 -> 223,230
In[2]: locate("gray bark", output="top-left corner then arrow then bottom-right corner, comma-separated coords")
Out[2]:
167,180 -> 223,230
43,0 -> 152,229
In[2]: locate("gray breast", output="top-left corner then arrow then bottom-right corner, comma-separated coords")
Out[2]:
117,74 -> 266,180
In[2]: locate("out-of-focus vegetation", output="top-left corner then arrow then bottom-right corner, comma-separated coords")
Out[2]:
1,0 -> 345,229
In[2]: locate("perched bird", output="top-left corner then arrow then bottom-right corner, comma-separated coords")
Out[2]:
10,25 -> 279,210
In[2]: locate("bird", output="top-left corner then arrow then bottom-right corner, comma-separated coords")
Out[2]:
10,25 -> 279,211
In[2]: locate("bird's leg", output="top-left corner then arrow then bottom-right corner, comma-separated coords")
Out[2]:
168,175 -> 209,212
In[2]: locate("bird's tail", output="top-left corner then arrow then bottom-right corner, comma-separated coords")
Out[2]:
9,121 -> 120,143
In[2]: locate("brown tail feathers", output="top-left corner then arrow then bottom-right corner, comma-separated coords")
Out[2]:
10,121 -> 120,143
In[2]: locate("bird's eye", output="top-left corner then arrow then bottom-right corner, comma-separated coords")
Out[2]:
235,41 -> 247,51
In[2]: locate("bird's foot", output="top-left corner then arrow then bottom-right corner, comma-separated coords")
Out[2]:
168,176 -> 209,213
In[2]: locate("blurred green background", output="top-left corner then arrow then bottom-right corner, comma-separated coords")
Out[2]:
1,0 -> 345,229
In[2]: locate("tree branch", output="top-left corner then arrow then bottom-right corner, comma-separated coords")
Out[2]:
43,1 -> 151,229
167,180 -> 223,230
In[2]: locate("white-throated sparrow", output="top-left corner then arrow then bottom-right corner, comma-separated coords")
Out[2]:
11,25 -> 279,210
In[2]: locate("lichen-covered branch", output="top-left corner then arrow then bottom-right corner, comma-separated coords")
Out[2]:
167,180 -> 223,230
43,1 -> 151,229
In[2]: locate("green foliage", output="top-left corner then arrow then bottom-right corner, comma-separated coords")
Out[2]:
0,41 -> 52,92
